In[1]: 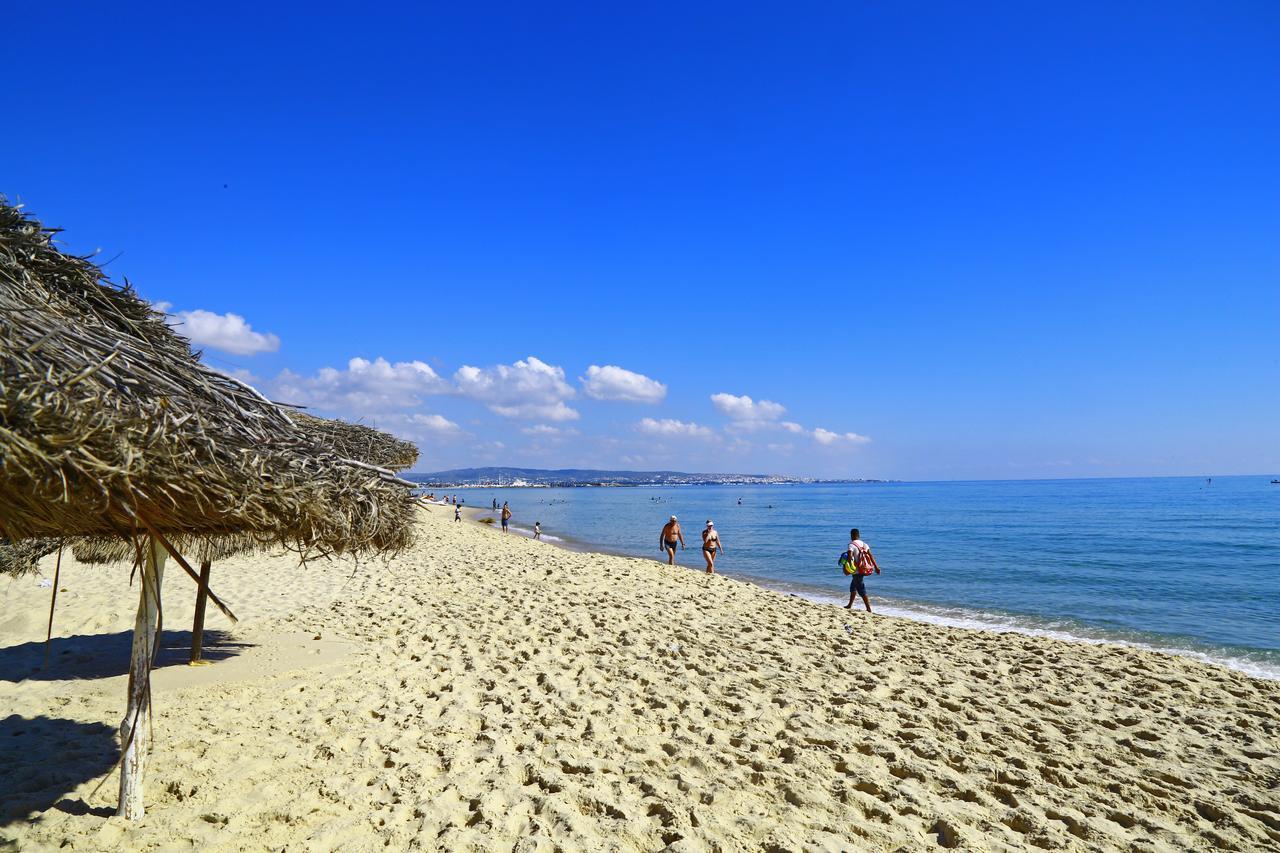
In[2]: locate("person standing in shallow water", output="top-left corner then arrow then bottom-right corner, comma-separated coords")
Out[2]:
843,528 -> 880,611
659,515 -> 684,565
701,520 -> 724,574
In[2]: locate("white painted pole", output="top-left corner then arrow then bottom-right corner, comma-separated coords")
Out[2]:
116,535 -> 165,820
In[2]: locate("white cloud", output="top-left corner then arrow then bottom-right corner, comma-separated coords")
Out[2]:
271,356 -> 448,412
813,428 -> 872,446
454,357 -> 579,421
163,307 -> 281,356
520,424 -> 578,436
366,412 -> 464,447
489,401 -> 580,422
711,392 -> 786,426
636,417 -> 714,438
581,365 -> 667,403
401,413 -> 463,437
710,392 -> 871,447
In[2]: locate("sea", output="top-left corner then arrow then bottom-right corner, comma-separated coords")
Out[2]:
441,476 -> 1280,680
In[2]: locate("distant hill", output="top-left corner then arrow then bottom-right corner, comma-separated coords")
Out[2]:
405,467 -> 886,487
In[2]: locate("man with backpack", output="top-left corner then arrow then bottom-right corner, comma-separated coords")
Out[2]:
840,527 -> 880,612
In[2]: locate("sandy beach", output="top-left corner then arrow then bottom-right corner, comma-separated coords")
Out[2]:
2,505 -> 1278,851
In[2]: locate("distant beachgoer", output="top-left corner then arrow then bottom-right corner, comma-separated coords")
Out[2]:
454,505 -> 461,522
701,520 -> 724,574
501,502 -> 512,532
493,498 -> 498,510
659,516 -> 684,565
534,522 -> 542,540
737,497 -> 742,505
842,527 -> 880,612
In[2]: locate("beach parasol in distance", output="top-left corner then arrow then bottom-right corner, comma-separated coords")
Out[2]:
0,197 -> 418,819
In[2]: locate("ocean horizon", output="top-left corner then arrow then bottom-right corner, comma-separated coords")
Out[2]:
437,474 -> 1280,680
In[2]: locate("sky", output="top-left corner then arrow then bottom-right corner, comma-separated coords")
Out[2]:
6,1 -> 1279,479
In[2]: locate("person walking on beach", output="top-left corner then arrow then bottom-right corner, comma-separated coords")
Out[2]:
701,520 -> 724,574
659,516 -> 684,564
842,528 -> 880,612
534,521 -> 542,540
454,504 -> 461,522
501,501 -> 512,533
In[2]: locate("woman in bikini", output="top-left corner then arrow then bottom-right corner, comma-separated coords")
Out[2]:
701,520 -> 725,574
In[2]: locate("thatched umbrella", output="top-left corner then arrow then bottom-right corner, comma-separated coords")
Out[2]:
0,198 -> 419,818
71,531 -> 258,660
69,413 -> 418,663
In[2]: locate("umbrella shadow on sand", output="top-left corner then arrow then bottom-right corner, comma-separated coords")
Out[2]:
0,629 -> 251,682
0,714 -> 120,825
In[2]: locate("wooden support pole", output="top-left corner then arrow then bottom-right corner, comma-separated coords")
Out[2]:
43,544 -> 63,669
116,535 -> 165,820
190,559 -> 212,664
141,523 -> 238,625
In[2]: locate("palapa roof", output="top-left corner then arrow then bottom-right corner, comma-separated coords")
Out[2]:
288,411 -> 418,472
71,532 -> 265,566
0,538 -> 61,577
70,413 -> 418,566
0,198 -> 419,559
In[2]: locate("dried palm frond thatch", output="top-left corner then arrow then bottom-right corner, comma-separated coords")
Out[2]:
289,411 -> 419,472
71,532 -> 268,566
0,538 -> 61,576
0,198 -> 417,555
67,413 -> 418,567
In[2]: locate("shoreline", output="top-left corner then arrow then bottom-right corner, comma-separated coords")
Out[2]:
438,500 -> 1280,682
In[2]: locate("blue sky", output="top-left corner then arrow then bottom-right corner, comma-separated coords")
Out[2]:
7,2 -> 1279,479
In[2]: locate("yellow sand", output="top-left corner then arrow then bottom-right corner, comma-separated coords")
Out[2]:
2,506 -> 1278,851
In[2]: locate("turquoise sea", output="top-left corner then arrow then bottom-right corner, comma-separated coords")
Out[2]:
444,476 -> 1280,680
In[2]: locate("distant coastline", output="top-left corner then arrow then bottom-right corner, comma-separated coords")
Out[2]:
405,466 -> 894,489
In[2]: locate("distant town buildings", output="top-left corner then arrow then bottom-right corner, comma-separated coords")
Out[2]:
407,467 -> 890,489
